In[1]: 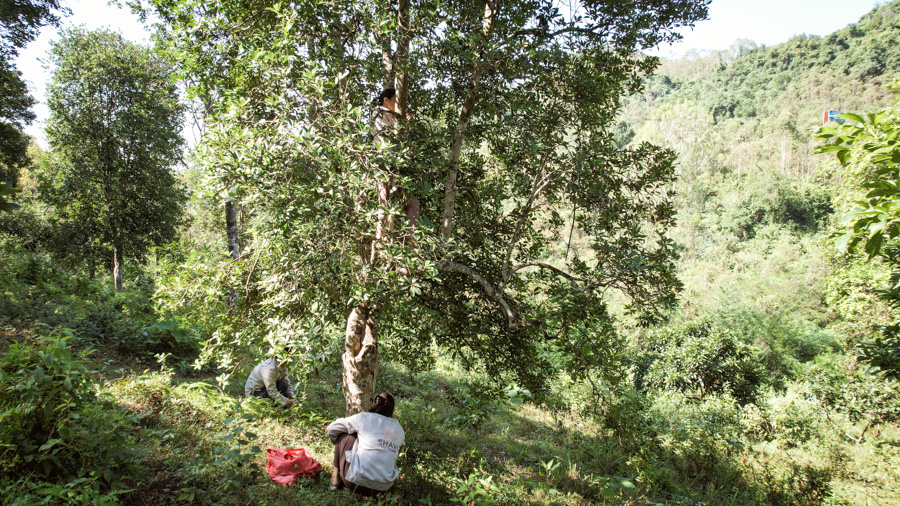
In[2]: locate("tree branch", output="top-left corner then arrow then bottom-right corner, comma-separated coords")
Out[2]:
501,165 -> 556,287
441,1 -> 495,243
437,259 -> 517,327
513,262 -> 586,291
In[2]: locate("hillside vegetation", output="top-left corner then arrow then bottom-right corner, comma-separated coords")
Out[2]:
2,1 -> 900,505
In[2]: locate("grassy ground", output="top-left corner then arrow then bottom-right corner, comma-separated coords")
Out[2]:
3,317 -> 900,505
97,353 -> 638,505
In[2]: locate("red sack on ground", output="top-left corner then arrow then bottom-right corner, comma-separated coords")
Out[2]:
265,446 -> 322,486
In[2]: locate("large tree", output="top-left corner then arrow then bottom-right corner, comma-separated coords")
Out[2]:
148,0 -> 708,413
40,29 -> 186,290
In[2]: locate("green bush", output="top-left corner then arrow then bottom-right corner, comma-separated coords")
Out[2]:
636,320 -> 763,404
714,306 -> 841,385
141,319 -> 201,359
0,331 -> 143,492
645,392 -> 744,480
803,352 -> 900,425
759,385 -> 825,447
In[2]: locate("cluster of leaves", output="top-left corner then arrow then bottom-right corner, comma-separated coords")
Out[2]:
817,104 -> 900,380
635,319 -> 763,404
0,180 -> 21,212
0,331 -> 144,498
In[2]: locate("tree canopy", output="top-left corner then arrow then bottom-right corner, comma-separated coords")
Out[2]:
146,0 -> 710,411
39,28 -> 186,290
0,0 -> 68,188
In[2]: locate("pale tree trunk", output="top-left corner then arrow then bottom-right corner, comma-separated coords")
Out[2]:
342,305 -> 378,415
374,177 -> 394,247
396,0 -> 419,243
225,199 -> 240,260
113,246 -> 124,292
441,1 -> 495,242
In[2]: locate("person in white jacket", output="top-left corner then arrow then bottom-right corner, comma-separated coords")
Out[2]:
327,392 -> 405,496
244,356 -> 297,407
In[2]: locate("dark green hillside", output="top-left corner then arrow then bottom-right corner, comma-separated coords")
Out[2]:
622,0 -> 900,182
612,1 -> 900,328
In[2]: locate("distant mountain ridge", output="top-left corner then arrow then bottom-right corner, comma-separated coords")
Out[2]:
621,0 -> 900,184
611,1 -> 900,327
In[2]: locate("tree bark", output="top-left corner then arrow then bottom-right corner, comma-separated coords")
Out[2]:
113,245 -> 124,292
441,1 -> 495,242
381,37 -> 395,90
225,199 -> 240,260
342,305 -> 378,415
395,0 -> 411,116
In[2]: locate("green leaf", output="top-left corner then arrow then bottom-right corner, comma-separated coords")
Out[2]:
833,233 -> 853,252
838,112 -> 865,124
865,233 -> 883,258
837,149 -> 851,166
39,439 -> 61,452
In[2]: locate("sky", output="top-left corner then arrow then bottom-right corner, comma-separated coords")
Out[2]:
652,0 -> 884,57
12,0 -> 887,146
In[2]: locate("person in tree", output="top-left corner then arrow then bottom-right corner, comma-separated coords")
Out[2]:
371,88 -> 419,246
371,88 -> 402,143
244,352 -> 298,407
327,392 -> 405,496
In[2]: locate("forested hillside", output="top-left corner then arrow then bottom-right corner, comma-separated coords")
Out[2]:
2,0 -> 900,504
611,1 -> 900,333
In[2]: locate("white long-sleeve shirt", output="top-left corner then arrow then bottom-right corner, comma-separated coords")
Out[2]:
243,357 -> 294,406
326,412 -> 405,491
370,106 -> 398,144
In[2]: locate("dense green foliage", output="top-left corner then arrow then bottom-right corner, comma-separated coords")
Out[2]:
817,103 -> 900,380
0,0 -> 67,191
39,29 -> 187,288
3,0 -> 900,504
636,320 -> 762,403
0,332 -> 143,503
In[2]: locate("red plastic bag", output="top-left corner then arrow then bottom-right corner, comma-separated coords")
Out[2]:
265,446 -> 322,486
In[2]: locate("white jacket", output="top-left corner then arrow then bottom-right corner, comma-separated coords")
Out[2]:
243,357 -> 294,406
370,106 -> 398,144
326,412 -> 405,491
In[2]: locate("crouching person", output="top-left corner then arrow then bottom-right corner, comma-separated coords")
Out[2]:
327,393 -> 404,497
244,354 -> 297,407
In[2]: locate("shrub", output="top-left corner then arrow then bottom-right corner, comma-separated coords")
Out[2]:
761,385 -> 825,447
636,320 -> 763,404
0,330 -> 143,492
803,352 -> 900,425
714,305 -> 841,385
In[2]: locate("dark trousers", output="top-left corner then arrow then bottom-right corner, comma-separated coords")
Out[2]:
251,379 -> 290,399
333,433 -> 379,497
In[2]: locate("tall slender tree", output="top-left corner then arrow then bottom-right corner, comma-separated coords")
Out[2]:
40,29 -> 186,291
147,0 -> 708,413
